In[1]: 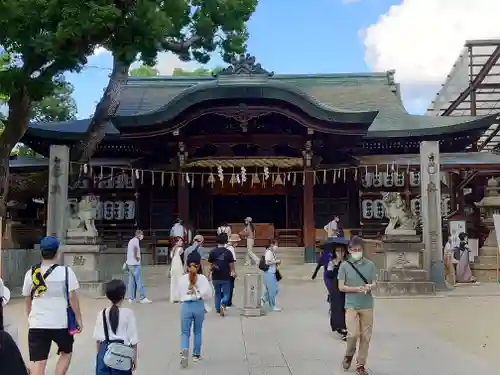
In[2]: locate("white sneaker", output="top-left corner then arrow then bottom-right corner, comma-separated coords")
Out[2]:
139,297 -> 152,304
128,299 -> 133,304
272,306 -> 282,312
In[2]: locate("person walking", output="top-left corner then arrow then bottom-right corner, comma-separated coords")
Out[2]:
1,282 -> 29,375
21,236 -> 83,375
239,217 -> 256,265
184,235 -> 205,274
177,251 -> 213,368
217,222 -> 232,237
126,230 -> 152,304
225,234 -> 240,308
208,233 -> 236,316
170,237 -> 185,303
261,239 -> 282,312
337,236 -> 377,375
93,279 -> 138,375
1,277 -> 18,345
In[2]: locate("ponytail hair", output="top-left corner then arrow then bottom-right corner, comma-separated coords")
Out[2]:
188,265 -> 198,289
104,279 -> 127,335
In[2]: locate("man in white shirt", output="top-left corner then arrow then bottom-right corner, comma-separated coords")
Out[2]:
22,236 -> 83,375
324,216 -> 340,237
170,218 -> 187,239
126,230 -> 152,304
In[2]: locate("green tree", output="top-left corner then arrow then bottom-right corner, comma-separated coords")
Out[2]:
172,67 -> 224,76
129,65 -> 159,77
0,0 -> 138,217
75,0 -> 258,164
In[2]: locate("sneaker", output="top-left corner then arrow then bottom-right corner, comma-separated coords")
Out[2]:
180,349 -> 189,368
356,365 -> 367,375
220,305 -> 225,316
342,355 -> 353,370
272,306 -> 282,312
128,299 -> 134,304
192,355 -> 202,363
139,297 -> 152,304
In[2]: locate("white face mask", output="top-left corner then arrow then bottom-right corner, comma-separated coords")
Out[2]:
350,252 -> 362,261
138,235 -> 144,240
272,245 -> 278,251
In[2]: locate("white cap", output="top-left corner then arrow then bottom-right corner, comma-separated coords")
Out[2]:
0,278 -> 10,306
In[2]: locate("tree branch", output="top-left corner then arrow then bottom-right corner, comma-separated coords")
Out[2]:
161,36 -> 201,53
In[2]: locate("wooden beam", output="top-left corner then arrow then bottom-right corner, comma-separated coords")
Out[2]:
187,134 -> 304,149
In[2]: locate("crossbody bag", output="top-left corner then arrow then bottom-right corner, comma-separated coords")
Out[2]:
102,309 -> 135,371
64,267 -> 79,335
345,260 -> 369,285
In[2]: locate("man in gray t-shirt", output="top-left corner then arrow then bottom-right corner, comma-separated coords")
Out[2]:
337,236 -> 377,375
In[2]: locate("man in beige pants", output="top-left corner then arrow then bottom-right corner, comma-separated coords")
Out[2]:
338,236 -> 377,375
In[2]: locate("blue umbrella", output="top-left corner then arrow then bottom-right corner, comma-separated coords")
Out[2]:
318,237 -> 350,249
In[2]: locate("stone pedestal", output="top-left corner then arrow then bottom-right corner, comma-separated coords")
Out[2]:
375,235 -> 435,296
62,242 -> 105,297
241,273 -> 265,317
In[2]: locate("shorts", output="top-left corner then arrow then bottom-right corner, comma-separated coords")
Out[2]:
28,328 -> 74,361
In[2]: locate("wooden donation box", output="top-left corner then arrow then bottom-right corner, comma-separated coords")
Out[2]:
229,223 -> 275,247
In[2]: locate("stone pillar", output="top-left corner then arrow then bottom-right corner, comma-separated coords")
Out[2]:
303,169 -> 315,262
46,145 -> 70,242
420,141 -> 446,289
177,173 -> 189,222
241,273 -> 265,317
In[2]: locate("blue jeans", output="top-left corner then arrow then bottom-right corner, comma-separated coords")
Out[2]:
180,300 -> 205,356
212,280 -> 231,311
96,342 -> 133,375
127,265 -> 146,300
263,271 -> 278,307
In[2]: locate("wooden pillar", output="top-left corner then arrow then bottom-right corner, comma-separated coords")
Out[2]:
177,173 -> 189,222
303,169 -> 315,262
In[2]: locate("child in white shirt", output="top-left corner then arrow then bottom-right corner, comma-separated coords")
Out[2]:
93,279 -> 138,374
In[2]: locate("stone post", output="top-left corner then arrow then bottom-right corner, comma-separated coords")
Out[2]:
420,141 -> 446,289
46,145 -> 70,243
241,273 -> 265,317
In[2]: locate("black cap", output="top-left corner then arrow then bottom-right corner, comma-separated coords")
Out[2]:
186,251 -> 201,266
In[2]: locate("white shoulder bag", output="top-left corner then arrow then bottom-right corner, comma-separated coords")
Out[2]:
102,309 -> 135,371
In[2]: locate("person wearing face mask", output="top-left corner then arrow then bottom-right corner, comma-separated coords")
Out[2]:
453,232 -> 477,284
126,230 -> 152,304
337,236 -> 377,375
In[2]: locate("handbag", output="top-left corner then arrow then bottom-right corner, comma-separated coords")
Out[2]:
64,267 -> 79,335
275,269 -> 282,282
258,255 -> 269,271
102,309 -> 135,371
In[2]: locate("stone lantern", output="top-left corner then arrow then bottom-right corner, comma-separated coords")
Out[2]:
474,177 -> 500,282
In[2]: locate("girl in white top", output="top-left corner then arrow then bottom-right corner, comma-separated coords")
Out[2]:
177,251 -> 213,368
170,237 -> 185,303
93,279 -> 138,374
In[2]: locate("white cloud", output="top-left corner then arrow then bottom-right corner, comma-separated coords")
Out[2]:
155,52 -> 196,75
93,46 -> 108,56
361,0 -> 500,112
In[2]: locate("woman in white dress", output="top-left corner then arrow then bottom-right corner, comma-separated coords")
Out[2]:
170,237 -> 185,303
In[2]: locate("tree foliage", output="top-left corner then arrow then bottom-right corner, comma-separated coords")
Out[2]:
0,0 -> 138,217
77,0 -> 259,163
129,65 -> 159,77
172,67 -> 224,76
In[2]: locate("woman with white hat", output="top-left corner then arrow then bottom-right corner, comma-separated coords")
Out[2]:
239,217 -> 256,265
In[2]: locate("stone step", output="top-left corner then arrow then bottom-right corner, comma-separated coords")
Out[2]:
472,255 -> 498,268
378,268 -> 428,282
374,281 -> 436,296
477,246 -> 498,257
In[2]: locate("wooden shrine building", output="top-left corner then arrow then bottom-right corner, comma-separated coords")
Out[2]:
13,54 -> 499,262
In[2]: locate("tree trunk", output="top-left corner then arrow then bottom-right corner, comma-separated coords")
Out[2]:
0,86 -> 32,229
73,55 -> 130,162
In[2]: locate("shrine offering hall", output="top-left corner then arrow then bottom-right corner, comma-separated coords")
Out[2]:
13,55 -> 498,263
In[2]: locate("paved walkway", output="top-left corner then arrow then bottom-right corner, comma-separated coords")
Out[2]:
5,274 -> 498,375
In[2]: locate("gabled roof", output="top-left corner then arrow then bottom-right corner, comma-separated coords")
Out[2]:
23,55 -> 496,141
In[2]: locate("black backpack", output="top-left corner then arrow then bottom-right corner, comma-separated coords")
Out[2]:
258,255 -> 269,271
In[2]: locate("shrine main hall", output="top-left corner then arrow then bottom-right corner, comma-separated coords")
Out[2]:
10,54 -> 500,265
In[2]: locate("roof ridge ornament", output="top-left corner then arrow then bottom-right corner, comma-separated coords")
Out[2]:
213,53 -> 274,78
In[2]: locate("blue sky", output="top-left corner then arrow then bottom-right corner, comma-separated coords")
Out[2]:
68,0 -> 428,119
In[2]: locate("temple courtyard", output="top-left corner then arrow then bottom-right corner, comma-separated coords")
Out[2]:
6,266 -> 500,375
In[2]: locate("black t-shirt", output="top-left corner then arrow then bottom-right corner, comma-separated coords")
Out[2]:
208,246 -> 235,281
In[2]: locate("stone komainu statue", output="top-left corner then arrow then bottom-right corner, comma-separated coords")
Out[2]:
67,195 -> 99,237
381,192 -> 416,235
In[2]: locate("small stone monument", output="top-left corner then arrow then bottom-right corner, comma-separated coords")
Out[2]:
62,195 -> 105,297
241,273 -> 265,317
375,192 -> 435,296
